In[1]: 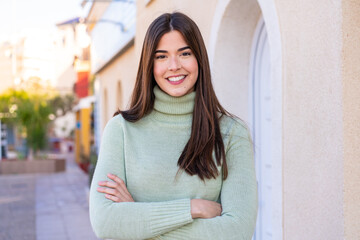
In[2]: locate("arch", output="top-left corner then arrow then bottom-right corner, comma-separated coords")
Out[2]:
209,0 -> 261,120
250,16 -> 273,239
209,0 -> 283,239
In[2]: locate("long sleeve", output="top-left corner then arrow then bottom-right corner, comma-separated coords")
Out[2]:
89,116 -> 193,240
158,120 -> 258,240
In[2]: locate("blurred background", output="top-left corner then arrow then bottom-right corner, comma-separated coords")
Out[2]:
0,0 -> 93,164
0,0 -> 98,239
0,0 -> 359,240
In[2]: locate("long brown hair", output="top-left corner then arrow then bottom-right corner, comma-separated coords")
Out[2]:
114,12 -> 230,180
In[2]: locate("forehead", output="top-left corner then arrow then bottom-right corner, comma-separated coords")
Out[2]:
156,30 -> 188,50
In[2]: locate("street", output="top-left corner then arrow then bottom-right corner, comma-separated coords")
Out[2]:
0,153 -> 98,240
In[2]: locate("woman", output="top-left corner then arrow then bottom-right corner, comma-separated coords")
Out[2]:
90,12 -> 257,240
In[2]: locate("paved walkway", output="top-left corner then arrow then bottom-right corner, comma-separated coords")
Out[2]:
0,153 -> 99,240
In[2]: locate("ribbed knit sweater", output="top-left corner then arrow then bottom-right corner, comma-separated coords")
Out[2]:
89,86 -> 258,240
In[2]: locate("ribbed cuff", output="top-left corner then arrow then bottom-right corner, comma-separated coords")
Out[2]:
149,199 -> 193,235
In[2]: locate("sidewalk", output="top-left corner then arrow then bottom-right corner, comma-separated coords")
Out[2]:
0,153 -> 99,240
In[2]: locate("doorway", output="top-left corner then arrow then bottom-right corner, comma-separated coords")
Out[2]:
249,17 -> 273,240
210,0 -> 283,238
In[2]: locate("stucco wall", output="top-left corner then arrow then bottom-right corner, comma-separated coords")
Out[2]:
342,1 -> 360,239
98,45 -> 136,130
275,0 -> 344,238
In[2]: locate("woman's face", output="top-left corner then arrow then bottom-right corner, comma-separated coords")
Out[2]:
153,30 -> 199,97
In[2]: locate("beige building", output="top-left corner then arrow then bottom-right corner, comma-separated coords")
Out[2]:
88,0 -> 360,239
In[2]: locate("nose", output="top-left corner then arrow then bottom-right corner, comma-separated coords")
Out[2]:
167,56 -> 181,71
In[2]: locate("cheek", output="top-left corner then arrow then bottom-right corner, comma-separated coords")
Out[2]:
153,63 -> 165,80
153,64 -> 160,78
188,59 -> 199,79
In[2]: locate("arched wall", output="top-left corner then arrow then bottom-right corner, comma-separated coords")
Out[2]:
209,0 -> 261,121
209,0 -> 283,239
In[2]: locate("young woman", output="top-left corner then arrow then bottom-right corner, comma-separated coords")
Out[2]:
90,12 -> 257,240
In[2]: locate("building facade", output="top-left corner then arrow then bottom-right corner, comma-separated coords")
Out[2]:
88,0 -> 360,239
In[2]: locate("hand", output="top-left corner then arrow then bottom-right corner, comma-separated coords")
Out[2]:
190,199 -> 222,219
97,173 -> 134,202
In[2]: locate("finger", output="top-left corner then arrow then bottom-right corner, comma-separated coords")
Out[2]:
107,173 -> 127,186
99,179 -> 129,198
98,187 -> 130,202
105,194 -> 120,202
107,174 -> 133,198
107,173 -> 126,187
98,181 -> 118,189
116,186 -> 133,201
100,180 -> 131,200
104,191 -> 132,203
97,187 -> 117,196
97,184 -> 133,202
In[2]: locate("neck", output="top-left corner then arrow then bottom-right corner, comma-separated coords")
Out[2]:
151,85 -> 196,123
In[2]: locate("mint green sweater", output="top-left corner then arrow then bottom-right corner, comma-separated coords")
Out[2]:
89,86 -> 257,240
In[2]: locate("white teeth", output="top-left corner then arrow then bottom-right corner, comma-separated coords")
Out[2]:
167,75 -> 185,82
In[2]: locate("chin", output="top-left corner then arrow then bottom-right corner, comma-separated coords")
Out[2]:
167,91 -> 186,97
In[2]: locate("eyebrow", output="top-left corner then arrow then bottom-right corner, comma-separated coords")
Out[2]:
155,46 -> 190,54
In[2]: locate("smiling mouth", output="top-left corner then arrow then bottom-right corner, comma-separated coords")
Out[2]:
167,75 -> 186,82
166,75 -> 186,85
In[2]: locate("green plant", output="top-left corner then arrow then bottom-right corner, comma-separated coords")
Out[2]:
0,89 -> 52,158
0,87 -> 76,159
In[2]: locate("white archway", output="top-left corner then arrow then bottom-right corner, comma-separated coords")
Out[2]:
209,0 -> 283,239
249,16 -> 273,239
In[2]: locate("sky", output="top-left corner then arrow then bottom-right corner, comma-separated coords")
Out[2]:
0,0 -> 85,41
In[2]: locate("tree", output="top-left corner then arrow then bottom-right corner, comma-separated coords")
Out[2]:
0,89 -> 53,158
18,94 -> 53,155
0,87 -> 77,158
48,94 -> 75,117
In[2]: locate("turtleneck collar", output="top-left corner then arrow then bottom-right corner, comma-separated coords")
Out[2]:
151,85 -> 195,123
153,85 -> 195,115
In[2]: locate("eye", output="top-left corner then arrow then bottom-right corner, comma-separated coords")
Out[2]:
181,51 -> 191,57
155,55 -> 166,60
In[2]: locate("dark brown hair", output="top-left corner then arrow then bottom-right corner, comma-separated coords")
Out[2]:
114,12 -> 230,180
